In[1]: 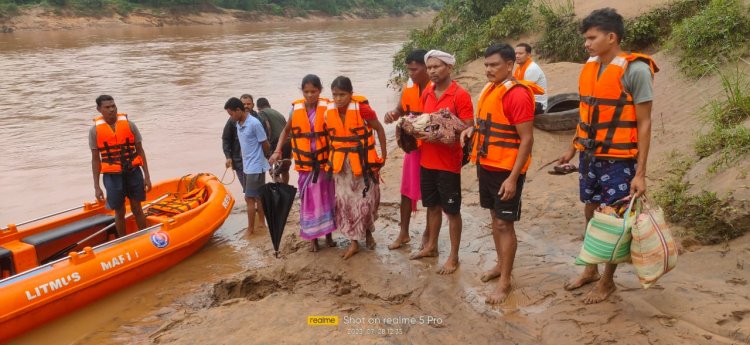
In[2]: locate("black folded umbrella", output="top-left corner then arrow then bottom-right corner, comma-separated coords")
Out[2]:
259,182 -> 297,258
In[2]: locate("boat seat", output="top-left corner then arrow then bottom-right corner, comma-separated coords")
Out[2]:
0,246 -> 14,278
21,214 -> 115,262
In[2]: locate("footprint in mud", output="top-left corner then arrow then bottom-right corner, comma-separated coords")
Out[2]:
652,314 -> 678,327
726,277 -> 748,285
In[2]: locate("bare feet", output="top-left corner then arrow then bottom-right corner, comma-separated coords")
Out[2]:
309,239 -> 319,252
437,256 -> 459,275
365,230 -> 376,250
583,279 -> 616,304
341,241 -> 359,260
388,236 -> 410,250
480,264 -> 502,282
485,279 -> 511,305
419,231 -> 429,250
325,234 -> 337,247
563,272 -> 601,291
409,247 -> 438,260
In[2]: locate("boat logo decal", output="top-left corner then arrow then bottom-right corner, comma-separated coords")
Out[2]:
150,231 -> 170,248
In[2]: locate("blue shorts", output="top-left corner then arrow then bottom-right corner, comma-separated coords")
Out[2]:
578,155 -> 636,205
244,172 -> 266,198
103,168 -> 146,210
235,169 -> 246,193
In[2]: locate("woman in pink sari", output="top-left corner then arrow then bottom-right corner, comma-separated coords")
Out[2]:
270,74 -> 336,252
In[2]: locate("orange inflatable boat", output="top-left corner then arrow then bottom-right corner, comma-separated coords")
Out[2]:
0,173 -> 234,342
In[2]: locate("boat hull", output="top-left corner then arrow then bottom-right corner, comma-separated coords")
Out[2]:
0,174 -> 234,342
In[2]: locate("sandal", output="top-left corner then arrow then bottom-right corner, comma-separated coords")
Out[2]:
548,163 -> 578,175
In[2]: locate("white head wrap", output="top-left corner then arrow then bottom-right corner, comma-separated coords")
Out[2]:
424,50 -> 456,66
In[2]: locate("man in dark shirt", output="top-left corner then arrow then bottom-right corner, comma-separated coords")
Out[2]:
222,115 -> 245,190
257,97 -> 291,184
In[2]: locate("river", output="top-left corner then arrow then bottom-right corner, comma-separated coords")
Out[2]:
0,16 -> 430,343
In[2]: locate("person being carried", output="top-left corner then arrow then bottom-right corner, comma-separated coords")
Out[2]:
409,50 -> 474,275
383,49 -> 431,250
514,43 -> 548,114
257,97 -> 292,184
225,97 -> 271,234
557,8 -> 658,304
90,95 -> 152,238
461,43 -> 541,304
326,76 -> 387,260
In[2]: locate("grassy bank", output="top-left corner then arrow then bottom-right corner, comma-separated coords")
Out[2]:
392,0 -> 750,243
390,0 -> 714,82
0,0 -> 442,19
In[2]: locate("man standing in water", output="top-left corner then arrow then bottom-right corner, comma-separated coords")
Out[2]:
461,44 -> 539,304
383,49 -> 431,250
90,95 -> 152,237
241,93 -> 270,226
558,8 -> 657,304
225,97 -> 271,234
409,50 -> 474,275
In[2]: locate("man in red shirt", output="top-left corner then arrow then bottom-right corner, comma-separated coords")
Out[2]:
409,50 -> 474,275
461,44 -> 536,304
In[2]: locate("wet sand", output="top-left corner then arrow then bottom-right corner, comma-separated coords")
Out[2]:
137,53 -> 749,344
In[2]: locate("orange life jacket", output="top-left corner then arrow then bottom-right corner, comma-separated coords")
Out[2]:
401,78 -> 424,115
289,98 -> 330,175
513,58 -> 533,81
94,114 -> 143,174
150,187 -> 207,215
575,53 -> 658,159
470,79 -> 543,173
326,95 -> 383,180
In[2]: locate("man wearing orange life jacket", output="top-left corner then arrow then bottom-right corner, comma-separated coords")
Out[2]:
557,8 -> 657,304
90,95 -> 152,238
513,43 -> 548,114
460,43 -> 540,305
383,49 -> 431,251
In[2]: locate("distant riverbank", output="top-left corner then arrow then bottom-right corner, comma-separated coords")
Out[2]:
0,5 -> 435,32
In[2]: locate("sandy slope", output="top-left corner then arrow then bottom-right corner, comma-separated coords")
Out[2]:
139,50 -> 750,345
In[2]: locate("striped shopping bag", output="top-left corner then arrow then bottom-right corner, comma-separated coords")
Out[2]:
631,196 -> 678,288
576,197 -> 637,265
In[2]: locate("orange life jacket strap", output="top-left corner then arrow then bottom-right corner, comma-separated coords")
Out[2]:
290,130 -> 328,139
579,120 -> 637,131
332,143 -> 376,153
580,95 -> 634,107
486,141 -> 521,149
576,138 -> 638,150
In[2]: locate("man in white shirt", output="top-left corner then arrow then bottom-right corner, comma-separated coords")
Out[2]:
514,43 -> 548,114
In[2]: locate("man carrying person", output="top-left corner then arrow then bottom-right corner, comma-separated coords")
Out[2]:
558,8 -> 657,304
383,49 -> 431,251
257,97 -> 292,184
90,95 -> 152,238
461,44 -> 541,304
409,50 -> 474,275
514,43 -> 548,114
225,97 -> 271,234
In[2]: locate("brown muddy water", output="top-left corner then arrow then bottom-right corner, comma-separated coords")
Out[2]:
1,17 -> 430,343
